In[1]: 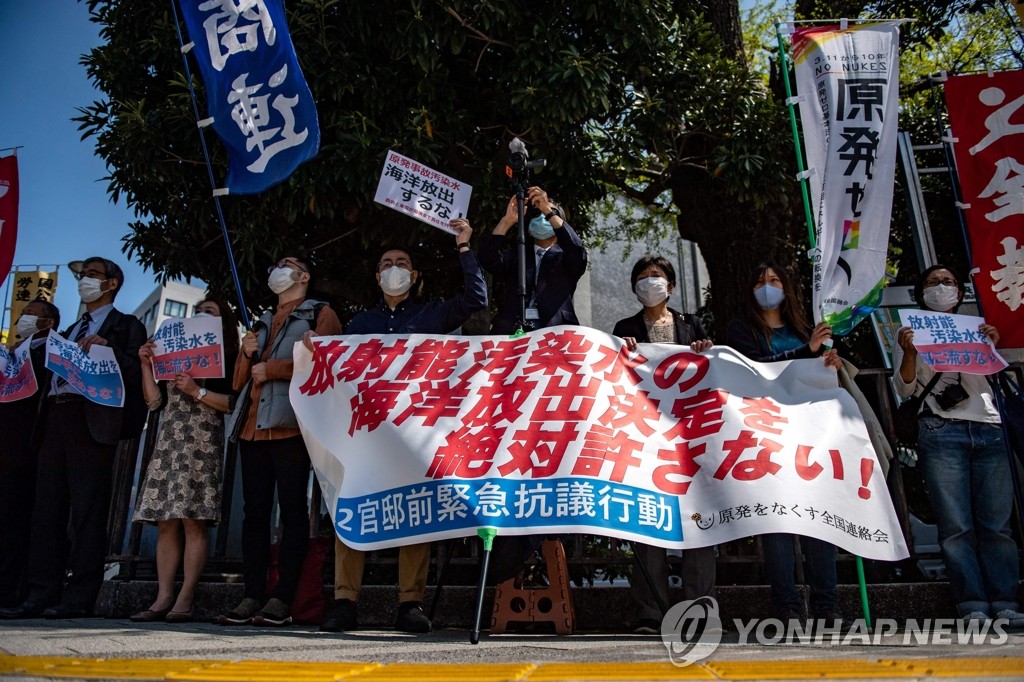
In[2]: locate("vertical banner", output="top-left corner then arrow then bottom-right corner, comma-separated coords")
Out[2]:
177,0 -> 320,194
6,270 -> 58,344
944,70 -> 1024,349
0,155 -> 18,287
792,23 -> 901,335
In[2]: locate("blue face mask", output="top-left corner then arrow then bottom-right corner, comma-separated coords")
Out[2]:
755,284 -> 785,310
529,216 -> 555,240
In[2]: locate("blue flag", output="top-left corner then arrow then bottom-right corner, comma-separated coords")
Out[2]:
177,0 -> 320,194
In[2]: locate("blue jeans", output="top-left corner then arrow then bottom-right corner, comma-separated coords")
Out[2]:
918,416 -> 1020,616
762,533 -> 837,616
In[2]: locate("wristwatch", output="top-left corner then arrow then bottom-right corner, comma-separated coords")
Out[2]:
197,388 -> 208,402
544,210 -> 558,221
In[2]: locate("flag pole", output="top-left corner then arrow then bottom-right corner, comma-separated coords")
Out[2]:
168,0 -> 252,330
775,21 -> 817,251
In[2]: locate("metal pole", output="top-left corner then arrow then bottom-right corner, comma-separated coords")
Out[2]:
775,21 -> 816,250
470,527 -> 497,644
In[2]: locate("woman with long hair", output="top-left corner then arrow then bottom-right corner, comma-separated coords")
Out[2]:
130,295 -> 240,623
726,262 -> 842,624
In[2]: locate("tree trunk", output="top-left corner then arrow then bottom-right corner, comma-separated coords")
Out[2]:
693,0 -> 746,66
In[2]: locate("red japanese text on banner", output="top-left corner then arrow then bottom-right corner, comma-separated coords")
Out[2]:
945,70 -> 1024,348
290,327 -> 909,561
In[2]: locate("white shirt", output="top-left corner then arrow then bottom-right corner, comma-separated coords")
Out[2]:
891,341 -> 1001,424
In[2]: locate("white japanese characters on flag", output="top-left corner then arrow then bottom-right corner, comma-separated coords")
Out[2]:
898,309 -> 1008,375
944,70 -> 1024,349
792,23 -> 901,336
290,327 -> 909,561
373,150 -> 473,235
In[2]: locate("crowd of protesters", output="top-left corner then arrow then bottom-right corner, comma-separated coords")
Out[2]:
1,189 -> 1021,633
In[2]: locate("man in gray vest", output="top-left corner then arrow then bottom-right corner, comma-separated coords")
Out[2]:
219,256 -> 342,627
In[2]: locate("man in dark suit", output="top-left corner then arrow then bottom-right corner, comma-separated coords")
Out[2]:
478,186 -> 588,334
0,300 -> 60,607
0,257 -> 146,619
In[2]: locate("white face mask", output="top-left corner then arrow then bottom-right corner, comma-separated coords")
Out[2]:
16,315 -> 41,339
635,277 -> 670,308
379,266 -> 412,296
193,311 -> 214,319
922,284 -> 959,311
77,277 -> 106,303
267,267 -> 297,295
755,284 -> 785,310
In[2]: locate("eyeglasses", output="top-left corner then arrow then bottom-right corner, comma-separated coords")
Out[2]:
924,277 -> 957,287
267,259 -> 308,275
378,258 -> 412,271
73,268 -> 107,281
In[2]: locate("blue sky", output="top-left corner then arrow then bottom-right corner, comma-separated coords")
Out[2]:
0,2 -> 176,328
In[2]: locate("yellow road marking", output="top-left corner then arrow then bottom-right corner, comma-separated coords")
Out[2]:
0,656 -> 1023,680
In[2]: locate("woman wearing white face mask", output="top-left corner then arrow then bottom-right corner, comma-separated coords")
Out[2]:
611,255 -> 715,633
892,265 -> 1023,628
726,262 -> 843,626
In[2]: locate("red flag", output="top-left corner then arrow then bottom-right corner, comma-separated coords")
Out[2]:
0,155 -> 18,286
945,71 -> 1024,349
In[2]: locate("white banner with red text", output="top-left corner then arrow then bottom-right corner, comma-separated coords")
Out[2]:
792,23 -> 901,336
290,327 -> 909,561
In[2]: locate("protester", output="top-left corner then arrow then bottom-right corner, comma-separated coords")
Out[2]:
0,301 -> 59,608
611,255 -> 716,633
317,218 -> 487,634
892,265 -> 1024,627
219,256 -> 342,627
725,261 -> 843,625
1,257 -> 146,620
129,297 -> 240,624
478,187 -> 587,334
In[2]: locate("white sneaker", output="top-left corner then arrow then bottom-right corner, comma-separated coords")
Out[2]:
994,609 -> 1024,628
961,610 -> 990,623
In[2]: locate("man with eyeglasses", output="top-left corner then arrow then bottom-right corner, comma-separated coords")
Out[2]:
318,217 -> 487,634
219,255 -> 342,627
2,257 -> 147,620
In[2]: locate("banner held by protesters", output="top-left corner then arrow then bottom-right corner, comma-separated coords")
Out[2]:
291,326 -> 909,562
373,150 -> 473,235
0,342 -> 37,403
45,329 -> 125,408
150,315 -> 225,381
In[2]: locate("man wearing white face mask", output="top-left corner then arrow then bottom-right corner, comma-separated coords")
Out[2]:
318,217 -> 486,634
1,257 -> 147,620
893,265 -> 1024,628
220,256 -> 342,627
0,301 -> 60,609
611,255 -> 716,633
479,186 -> 588,334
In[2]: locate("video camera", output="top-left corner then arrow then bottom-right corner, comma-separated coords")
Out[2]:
505,137 -> 546,193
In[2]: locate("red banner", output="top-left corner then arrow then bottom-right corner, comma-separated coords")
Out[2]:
0,155 -> 18,287
945,71 -> 1024,348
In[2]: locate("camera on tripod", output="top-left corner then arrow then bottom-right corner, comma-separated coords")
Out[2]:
505,137 -> 546,193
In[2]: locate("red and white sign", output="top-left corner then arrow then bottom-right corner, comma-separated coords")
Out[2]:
945,71 -> 1024,349
373,150 -> 472,235
0,155 -> 19,287
291,327 -> 909,561
898,309 -> 1008,375
0,341 -> 38,403
151,316 -> 225,381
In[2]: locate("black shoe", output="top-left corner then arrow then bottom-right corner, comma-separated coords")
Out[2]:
42,604 -> 92,619
0,602 -> 47,619
811,611 -> 853,634
320,599 -> 359,632
395,601 -> 431,633
631,618 -> 660,635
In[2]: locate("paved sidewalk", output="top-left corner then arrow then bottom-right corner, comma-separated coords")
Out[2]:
1,618 -> 1023,681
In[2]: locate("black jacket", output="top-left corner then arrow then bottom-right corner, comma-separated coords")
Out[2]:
611,308 -> 709,346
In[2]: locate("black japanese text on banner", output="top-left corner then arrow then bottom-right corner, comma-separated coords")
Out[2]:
792,23 -> 901,335
290,327 -> 908,561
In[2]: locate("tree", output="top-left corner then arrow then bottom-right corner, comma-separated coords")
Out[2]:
77,0 -> 1013,338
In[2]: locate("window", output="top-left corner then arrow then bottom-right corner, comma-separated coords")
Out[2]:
164,299 -> 188,318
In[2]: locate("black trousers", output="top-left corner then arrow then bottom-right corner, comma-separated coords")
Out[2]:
0,425 -> 38,607
25,399 -> 116,611
239,436 -> 311,604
